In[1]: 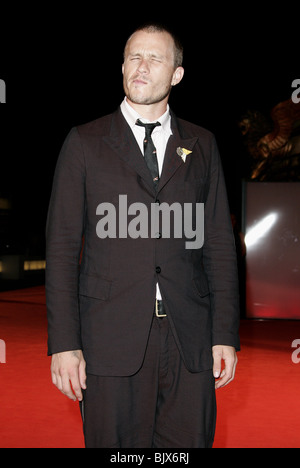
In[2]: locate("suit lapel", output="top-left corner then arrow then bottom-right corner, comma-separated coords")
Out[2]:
157,112 -> 198,193
103,108 -> 198,196
103,109 -> 156,195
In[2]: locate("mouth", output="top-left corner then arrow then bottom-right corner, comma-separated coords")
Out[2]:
132,79 -> 148,86
132,76 -> 148,86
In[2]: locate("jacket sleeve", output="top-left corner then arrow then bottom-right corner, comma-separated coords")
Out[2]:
203,135 -> 240,350
46,128 -> 86,355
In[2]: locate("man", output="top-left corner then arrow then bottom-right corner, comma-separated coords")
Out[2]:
46,23 -> 240,448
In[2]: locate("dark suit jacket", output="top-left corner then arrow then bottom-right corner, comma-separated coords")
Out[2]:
46,108 -> 240,376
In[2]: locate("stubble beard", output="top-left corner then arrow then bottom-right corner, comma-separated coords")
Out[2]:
124,79 -> 172,106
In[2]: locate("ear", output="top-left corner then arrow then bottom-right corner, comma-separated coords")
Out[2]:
171,67 -> 184,86
122,63 -> 125,75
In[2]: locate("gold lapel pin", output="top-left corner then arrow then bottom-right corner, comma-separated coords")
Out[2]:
177,147 -> 192,163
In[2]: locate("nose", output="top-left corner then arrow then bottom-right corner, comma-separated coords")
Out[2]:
137,58 -> 150,74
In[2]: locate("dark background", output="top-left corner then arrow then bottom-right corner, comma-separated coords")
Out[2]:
0,6 -> 298,261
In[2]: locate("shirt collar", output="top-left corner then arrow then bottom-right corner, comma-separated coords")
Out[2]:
120,97 -> 172,135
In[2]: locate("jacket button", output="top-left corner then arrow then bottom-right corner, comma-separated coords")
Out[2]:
155,232 -> 162,239
156,266 -> 161,274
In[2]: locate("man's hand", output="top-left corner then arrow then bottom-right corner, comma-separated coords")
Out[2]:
51,350 -> 87,401
212,345 -> 238,389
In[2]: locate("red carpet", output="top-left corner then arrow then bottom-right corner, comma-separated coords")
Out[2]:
0,286 -> 300,448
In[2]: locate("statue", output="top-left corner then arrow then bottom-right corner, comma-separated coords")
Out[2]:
239,99 -> 300,181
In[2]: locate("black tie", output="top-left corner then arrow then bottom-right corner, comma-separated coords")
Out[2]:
136,119 -> 161,186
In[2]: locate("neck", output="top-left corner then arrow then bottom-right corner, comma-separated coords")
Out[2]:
126,97 -> 169,122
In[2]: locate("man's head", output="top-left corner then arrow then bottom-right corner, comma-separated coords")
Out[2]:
122,24 -> 184,109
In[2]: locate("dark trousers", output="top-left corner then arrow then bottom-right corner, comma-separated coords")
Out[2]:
80,316 -> 216,448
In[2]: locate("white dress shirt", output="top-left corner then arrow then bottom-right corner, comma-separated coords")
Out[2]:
120,97 -> 173,300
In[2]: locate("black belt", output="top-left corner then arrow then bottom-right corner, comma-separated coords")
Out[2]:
155,299 -> 167,318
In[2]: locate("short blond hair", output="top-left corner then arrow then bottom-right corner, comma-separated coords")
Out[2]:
124,23 -> 184,69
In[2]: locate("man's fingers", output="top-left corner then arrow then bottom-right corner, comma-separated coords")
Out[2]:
50,351 -> 86,402
213,364 -> 221,379
212,345 -> 238,390
215,356 -> 237,389
61,373 -> 77,401
79,359 -> 87,390
213,350 -> 222,379
69,370 -> 84,401
51,371 -> 57,386
52,370 -> 82,401
215,368 -> 233,389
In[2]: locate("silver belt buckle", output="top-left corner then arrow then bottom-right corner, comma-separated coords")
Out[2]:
155,299 -> 167,317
